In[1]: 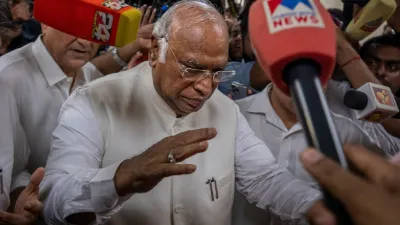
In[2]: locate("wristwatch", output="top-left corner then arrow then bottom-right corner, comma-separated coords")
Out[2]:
111,48 -> 128,67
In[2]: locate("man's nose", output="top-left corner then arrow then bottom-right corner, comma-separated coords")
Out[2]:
194,75 -> 214,96
76,39 -> 93,49
375,63 -> 387,78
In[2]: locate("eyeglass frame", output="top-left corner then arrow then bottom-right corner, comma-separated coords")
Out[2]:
0,20 -> 24,30
162,37 -> 236,83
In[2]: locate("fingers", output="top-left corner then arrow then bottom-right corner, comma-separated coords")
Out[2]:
25,167 -> 45,194
139,4 -> 147,16
173,141 -> 209,162
127,52 -> 143,70
167,128 -> 217,148
24,200 -> 43,215
141,7 -> 151,26
389,153 -> 400,166
0,211 -> 28,225
300,149 -> 367,202
306,201 -> 336,225
154,164 -> 197,178
343,145 -> 400,193
149,8 -> 157,24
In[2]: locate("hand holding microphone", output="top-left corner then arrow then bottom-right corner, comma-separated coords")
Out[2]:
344,0 -> 397,41
343,82 -> 399,122
302,145 -> 400,225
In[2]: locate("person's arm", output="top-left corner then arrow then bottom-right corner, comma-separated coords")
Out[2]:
90,42 -> 141,76
336,28 -> 380,88
361,122 -> 400,157
0,86 -> 17,211
41,89 -> 130,225
233,105 -> 322,223
336,28 -> 400,138
90,24 -> 153,75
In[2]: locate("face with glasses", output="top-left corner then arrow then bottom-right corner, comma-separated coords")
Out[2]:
364,45 -> 400,93
150,21 -> 232,116
0,0 -> 30,40
0,20 -> 23,40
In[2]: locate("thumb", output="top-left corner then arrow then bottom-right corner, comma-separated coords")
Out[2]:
306,201 -> 336,225
25,167 -> 45,194
128,52 -> 143,70
390,153 -> 400,166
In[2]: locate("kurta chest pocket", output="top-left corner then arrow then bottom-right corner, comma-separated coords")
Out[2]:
204,170 -> 235,203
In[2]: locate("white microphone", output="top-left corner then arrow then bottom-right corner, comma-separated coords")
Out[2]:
343,82 -> 399,122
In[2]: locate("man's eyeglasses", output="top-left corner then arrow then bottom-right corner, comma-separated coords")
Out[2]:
165,38 -> 236,82
0,20 -> 24,28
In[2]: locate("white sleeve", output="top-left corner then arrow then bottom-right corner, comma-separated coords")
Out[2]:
234,105 -> 322,224
83,62 -> 104,82
41,89 -> 129,225
0,86 -> 17,211
361,122 -> 400,156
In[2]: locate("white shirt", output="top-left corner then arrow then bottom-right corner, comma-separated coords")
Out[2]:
326,80 -> 400,156
233,84 -> 384,225
0,37 -> 102,210
41,69 -> 321,224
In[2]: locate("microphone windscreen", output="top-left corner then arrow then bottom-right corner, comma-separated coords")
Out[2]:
343,90 -> 369,110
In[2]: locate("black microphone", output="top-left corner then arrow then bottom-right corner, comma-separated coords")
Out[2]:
343,90 -> 369,110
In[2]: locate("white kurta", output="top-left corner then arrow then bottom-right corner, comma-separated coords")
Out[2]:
0,37 -> 103,210
42,62 -> 322,225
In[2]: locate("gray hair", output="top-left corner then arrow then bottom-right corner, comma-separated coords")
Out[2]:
152,0 -> 224,63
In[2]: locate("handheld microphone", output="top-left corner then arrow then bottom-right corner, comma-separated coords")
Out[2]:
343,82 -> 399,122
33,0 -> 142,47
249,0 -> 353,223
345,0 -> 397,41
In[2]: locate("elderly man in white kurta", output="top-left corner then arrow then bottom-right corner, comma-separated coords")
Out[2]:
40,1 -> 326,225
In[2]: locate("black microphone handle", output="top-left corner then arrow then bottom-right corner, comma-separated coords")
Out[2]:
283,61 -> 354,225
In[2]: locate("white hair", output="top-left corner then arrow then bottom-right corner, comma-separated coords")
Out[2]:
152,0 -> 224,63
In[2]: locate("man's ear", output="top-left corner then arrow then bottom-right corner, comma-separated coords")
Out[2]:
149,35 -> 159,67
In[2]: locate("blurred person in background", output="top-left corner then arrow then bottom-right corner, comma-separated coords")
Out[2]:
325,28 -> 400,148
219,0 -> 270,100
0,0 -> 30,55
7,0 -> 42,53
228,21 -> 242,62
224,7 -> 236,29
387,0 -> 400,32
359,34 -> 400,96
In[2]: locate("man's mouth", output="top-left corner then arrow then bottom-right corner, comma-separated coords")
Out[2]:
181,97 -> 203,108
234,44 -> 242,50
72,49 -> 88,54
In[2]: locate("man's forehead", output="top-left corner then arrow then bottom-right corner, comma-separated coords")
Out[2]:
373,45 -> 400,60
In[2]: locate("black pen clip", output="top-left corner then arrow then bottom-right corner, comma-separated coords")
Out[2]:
206,179 -> 214,201
211,177 -> 219,199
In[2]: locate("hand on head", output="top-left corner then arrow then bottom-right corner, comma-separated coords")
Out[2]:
302,145 -> 400,225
